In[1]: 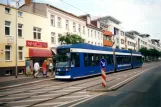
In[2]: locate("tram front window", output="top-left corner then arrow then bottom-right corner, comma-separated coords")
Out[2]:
56,53 -> 70,67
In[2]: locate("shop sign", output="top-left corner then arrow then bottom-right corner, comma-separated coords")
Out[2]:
26,40 -> 48,48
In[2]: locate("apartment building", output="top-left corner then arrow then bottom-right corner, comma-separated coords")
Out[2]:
125,33 -> 136,50
20,2 -> 87,52
0,3 -> 51,76
98,16 -> 125,49
79,14 -> 103,46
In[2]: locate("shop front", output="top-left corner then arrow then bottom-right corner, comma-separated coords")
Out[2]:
25,40 -> 52,74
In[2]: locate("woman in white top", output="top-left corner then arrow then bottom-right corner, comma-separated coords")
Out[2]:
49,60 -> 54,76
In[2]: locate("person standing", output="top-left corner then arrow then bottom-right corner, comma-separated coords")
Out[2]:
34,61 -> 40,78
42,60 -> 47,77
49,60 -> 54,76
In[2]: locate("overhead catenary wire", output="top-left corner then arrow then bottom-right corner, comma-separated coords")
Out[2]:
59,0 -> 100,19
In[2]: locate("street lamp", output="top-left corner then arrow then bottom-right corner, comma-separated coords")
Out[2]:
15,0 -> 20,78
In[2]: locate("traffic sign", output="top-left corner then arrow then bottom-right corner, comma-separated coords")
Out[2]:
100,59 -> 106,68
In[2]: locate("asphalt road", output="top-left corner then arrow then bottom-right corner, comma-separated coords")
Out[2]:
73,64 -> 161,107
0,61 -> 160,107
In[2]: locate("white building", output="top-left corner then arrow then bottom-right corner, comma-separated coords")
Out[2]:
98,16 -> 125,49
125,33 -> 136,50
20,2 -> 89,52
79,14 -> 103,46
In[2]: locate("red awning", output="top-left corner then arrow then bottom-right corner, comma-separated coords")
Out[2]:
29,48 -> 52,57
103,30 -> 113,37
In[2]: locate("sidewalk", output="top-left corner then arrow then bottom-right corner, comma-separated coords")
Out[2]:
0,72 -> 53,83
0,72 -> 54,90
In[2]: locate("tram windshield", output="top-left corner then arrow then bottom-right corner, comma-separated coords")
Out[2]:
56,49 -> 70,67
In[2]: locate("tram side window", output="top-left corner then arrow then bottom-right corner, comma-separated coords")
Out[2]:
84,53 -> 88,66
116,56 -> 121,64
110,55 -> 114,64
95,54 -> 100,65
71,53 -> 80,67
88,54 -> 96,66
105,54 -> 111,64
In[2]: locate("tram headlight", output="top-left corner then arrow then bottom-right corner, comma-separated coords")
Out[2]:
57,68 -> 60,71
66,68 -> 69,71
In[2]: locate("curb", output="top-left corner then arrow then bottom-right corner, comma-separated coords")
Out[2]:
0,78 -> 53,90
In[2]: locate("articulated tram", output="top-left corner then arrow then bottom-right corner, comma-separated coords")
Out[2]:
55,43 -> 143,79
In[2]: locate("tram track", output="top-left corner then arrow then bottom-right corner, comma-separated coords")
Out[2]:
0,62 -> 159,107
0,67 -> 144,107
0,63 -> 150,98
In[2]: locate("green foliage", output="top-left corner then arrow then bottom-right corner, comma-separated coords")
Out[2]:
139,47 -> 149,57
139,47 -> 161,60
58,33 -> 85,45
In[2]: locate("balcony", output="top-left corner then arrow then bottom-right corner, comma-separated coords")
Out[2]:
103,40 -> 113,47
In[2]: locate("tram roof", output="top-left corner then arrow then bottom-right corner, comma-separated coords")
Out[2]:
57,43 -> 113,51
57,43 -> 140,54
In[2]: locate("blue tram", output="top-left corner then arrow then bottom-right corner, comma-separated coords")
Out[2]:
55,43 -> 143,79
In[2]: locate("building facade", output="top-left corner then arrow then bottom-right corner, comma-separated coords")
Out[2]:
0,3 -> 52,76
98,16 -> 125,49
79,14 -> 103,46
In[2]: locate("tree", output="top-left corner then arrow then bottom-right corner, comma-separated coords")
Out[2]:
139,47 -> 149,60
58,33 -> 85,45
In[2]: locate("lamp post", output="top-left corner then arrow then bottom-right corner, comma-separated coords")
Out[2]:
15,0 -> 20,78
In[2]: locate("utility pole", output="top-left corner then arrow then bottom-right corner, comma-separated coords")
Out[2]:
15,0 -> 20,78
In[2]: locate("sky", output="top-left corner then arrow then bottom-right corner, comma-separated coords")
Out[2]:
1,0 -> 161,40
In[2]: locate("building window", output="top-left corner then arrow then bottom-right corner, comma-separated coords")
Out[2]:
117,38 -> 119,43
5,21 -> 11,36
57,17 -> 61,28
51,15 -> 55,26
83,26 -> 85,34
66,20 -> 69,30
18,11 -> 23,17
58,34 -> 62,44
91,30 -> 93,37
5,45 -> 11,61
121,31 -> 124,36
73,22 -> 76,32
98,32 -> 99,39
5,7 -> 10,14
78,24 -> 81,33
33,27 -> 41,40
128,41 -> 130,45
18,46 -> 23,61
18,23 -> 23,37
51,32 -> 55,44
88,29 -> 90,37
121,39 -> 124,44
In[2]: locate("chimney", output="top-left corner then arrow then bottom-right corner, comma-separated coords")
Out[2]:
25,0 -> 32,5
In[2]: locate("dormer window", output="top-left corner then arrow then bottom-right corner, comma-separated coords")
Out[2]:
5,7 -> 10,14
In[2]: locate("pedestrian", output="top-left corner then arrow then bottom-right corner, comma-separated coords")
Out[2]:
49,60 -> 54,76
34,61 -> 40,78
29,61 -> 34,76
42,60 -> 47,77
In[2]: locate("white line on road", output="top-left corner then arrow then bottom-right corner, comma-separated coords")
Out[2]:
60,95 -> 90,99
32,93 -> 68,97
68,93 -> 104,107
34,102 -> 65,106
56,96 -> 90,107
0,96 -> 25,100
9,98 -> 49,103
